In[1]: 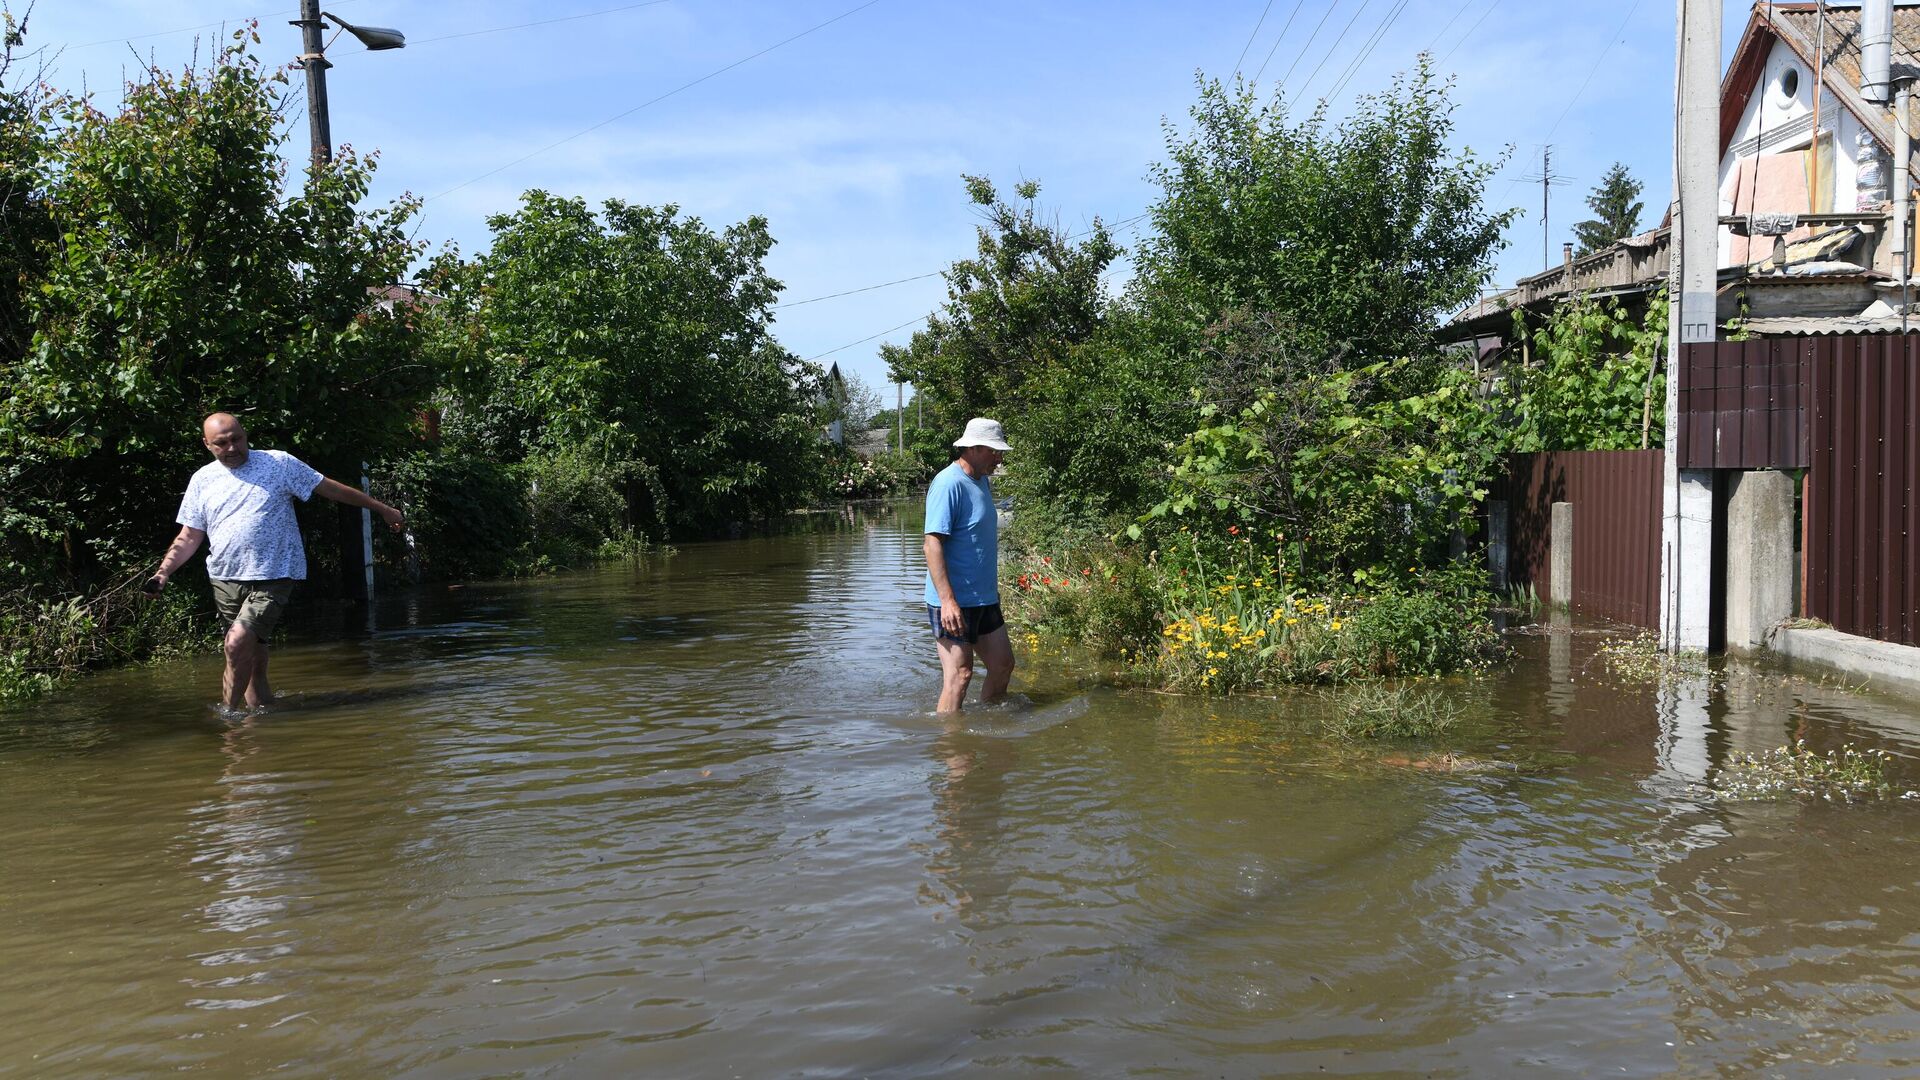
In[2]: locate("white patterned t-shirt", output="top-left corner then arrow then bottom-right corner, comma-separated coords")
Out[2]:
177,449 -> 325,581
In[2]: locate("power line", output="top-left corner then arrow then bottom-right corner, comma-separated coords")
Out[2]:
1421,0 -> 1478,55
776,213 -> 1148,311
1438,0 -> 1502,67
426,0 -> 888,202
1264,0 -> 1343,89
805,315 -> 926,362
1247,0 -> 1311,85
64,2 -> 358,52
1323,0 -> 1413,102
1539,0 -> 1646,145
777,271 -> 944,310
406,1 -> 673,47
1291,0 -> 1377,102
1232,0 -> 1278,77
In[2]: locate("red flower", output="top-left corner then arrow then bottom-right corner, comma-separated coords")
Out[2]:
1042,556 -> 1052,564
1082,568 -> 1092,576
1228,525 -> 1239,535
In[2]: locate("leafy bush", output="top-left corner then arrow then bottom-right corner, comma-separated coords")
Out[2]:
1004,529 -> 1505,693
1322,684 -> 1462,741
1,584 -> 209,704
1715,741 -> 1916,803
376,454 -> 531,581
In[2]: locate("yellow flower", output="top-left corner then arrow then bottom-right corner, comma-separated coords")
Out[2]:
1208,666 -> 1219,677
1330,620 -> 1342,631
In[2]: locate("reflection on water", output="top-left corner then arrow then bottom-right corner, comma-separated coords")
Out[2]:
6,502 -> 1920,1077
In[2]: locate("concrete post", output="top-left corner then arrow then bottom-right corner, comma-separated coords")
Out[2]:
1487,499 -> 1510,591
1724,470 -> 1796,653
1550,501 -> 1573,613
1661,0 -> 1722,654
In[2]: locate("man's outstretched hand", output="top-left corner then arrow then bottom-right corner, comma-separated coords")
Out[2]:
141,575 -> 165,596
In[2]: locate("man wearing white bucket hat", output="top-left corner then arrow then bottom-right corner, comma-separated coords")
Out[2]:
923,417 -> 1014,712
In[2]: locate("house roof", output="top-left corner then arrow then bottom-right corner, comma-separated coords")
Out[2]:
1729,2 -> 1920,158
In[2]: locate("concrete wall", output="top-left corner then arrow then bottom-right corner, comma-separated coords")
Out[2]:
1724,470 -> 1797,654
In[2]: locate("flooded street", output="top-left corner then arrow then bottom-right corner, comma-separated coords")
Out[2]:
6,504 -> 1920,1077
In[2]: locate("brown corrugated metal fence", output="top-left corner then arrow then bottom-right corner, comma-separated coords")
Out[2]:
1500,450 -> 1665,628
1804,334 -> 1920,646
1678,338 -> 1808,469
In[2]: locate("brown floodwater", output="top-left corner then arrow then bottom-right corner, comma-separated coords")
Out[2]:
6,503 -> 1920,1078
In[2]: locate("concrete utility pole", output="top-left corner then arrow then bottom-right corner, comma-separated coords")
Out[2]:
1661,0 -> 1721,653
292,1 -> 404,607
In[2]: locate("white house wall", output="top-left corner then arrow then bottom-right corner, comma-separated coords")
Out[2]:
1716,38 -> 1869,267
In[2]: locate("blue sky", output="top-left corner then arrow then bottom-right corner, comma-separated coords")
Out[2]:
20,1 -> 1753,395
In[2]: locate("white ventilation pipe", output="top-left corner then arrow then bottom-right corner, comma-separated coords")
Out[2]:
1864,0 -> 1894,104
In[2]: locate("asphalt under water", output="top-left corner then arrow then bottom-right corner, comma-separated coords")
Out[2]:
6,503 -> 1920,1077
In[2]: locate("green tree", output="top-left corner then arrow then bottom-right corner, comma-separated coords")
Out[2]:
1137,62 -> 1515,367
1131,63 -> 1516,581
1572,162 -> 1644,257
882,176 -> 1120,437
423,190 -> 824,535
0,31 -> 427,590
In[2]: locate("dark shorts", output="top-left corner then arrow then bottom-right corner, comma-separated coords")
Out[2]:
927,602 -> 1006,644
212,578 -> 296,640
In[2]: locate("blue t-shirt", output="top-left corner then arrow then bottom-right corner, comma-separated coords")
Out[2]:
923,461 -> 999,607
177,449 -> 325,581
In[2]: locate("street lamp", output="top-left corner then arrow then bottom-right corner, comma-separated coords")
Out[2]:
291,0 -> 405,169
291,0 -> 404,604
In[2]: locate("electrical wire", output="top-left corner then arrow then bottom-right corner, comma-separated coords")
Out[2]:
776,214 -> 1147,310
64,1 -> 359,51
1323,0 -> 1413,102
1290,0 -> 1378,102
1420,0 -> 1478,56
1232,0 -> 1278,77
1247,0 -> 1311,85
1438,0 -> 1502,67
805,315 -> 926,362
405,1 -> 673,47
1259,0 -> 1341,85
426,0 -> 888,202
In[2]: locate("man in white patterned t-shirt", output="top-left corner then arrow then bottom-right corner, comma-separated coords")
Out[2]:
144,413 -> 406,711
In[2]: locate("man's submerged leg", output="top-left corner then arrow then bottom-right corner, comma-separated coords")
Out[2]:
976,625 -> 1015,704
221,623 -> 256,711
936,637 -> 975,713
248,642 -> 273,708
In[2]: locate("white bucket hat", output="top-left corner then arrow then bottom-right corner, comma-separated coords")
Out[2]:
953,417 -> 1010,451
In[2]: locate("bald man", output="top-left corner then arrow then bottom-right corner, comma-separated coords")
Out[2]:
145,413 -> 405,711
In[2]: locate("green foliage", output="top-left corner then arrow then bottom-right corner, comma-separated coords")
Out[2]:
1136,63 -> 1514,364
1323,683 -> 1462,742
1715,740 -> 1915,803
821,447 -> 924,500
1141,315 -> 1501,586
376,454 -> 532,581
421,191 -> 824,536
1507,291 -> 1666,452
1004,531 -> 1504,693
0,32 -> 428,592
882,176 -> 1120,439
1572,163 -> 1645,257
1,583 -> 210,705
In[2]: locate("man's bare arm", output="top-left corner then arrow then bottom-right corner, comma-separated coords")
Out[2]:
313,477 -> 406,532
924,533 -> 965,634
145,526 -> 207,593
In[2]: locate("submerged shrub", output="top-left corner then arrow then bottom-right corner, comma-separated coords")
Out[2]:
1322,683 -> 1462,742
1715,740 -> 1917,803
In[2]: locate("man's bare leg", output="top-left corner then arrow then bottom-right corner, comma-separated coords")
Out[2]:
247,643 -> 273,708
221,623 -> 256,711
975,626 -> 1015,704
936,637 -> 976,713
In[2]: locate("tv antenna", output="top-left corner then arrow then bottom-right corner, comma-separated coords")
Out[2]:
1522,145 -> 1573,270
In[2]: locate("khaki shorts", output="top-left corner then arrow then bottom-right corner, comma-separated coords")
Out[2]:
212,579 -> 296,640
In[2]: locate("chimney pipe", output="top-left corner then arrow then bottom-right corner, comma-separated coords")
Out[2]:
1864,0 -> 1894,104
